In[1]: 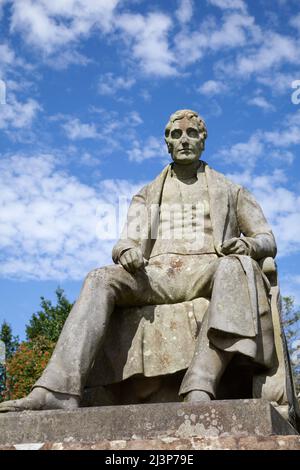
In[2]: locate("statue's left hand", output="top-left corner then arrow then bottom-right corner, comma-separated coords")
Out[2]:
119,247 -> 145,273
221,238 -> 250,256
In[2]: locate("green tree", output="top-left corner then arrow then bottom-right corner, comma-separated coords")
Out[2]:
26,287 -> 74,342
0,321 -> 19,401
281,296 -> 300,394
4,288 -> 73,400
0,321 -> 19,358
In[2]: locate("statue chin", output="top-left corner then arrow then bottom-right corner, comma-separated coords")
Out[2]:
171,154 -> 201,165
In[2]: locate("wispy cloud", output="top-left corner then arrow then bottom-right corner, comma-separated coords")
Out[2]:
198,80 -> 228,96
0,153 -> 144,280
57,110 -> 145,155
221,32 -> 300,78
214,110 -> 300,169
207,0 -> 247,11
10,0 -> 120,56
175,10 -> 260,68
0,94 -> 41,131
127,136 -> 167,163
247,95 -> 275,112
175,0 -> 194,25
290,13 -> 300,31
62,118 -> 99,140
116,12 -> 177,77
97,73 -> 136,96
227,168 -> 300,257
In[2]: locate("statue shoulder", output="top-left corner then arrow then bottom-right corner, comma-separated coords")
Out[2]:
205,163 -> 242,194
136,164 -> 170,200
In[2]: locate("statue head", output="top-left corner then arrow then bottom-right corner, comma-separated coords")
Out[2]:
165,109 -> 207,165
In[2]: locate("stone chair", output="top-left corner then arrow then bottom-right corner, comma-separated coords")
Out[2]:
82,257 -> 298,424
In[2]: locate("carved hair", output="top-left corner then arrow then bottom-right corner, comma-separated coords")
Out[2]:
164,109 -> 208,143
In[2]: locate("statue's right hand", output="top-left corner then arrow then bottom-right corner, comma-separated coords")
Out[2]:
119,248 -> 145,273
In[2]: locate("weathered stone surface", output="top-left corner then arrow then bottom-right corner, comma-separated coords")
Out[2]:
1,435 -> 300,451
0,400 -> 297,447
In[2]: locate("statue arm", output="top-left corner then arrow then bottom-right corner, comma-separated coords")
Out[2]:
236,187 -> 277,260
112,187 -> 148,264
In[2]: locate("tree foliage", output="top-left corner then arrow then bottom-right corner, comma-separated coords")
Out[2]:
2,288 -> 73,401
26,288 -> 73,342
281,296 -> 300,394
0,322 -> 19,401
0,321 -> 19,358
4,336 -> 55,400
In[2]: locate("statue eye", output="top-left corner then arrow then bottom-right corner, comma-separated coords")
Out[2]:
171,129 -> 182,139
187,128 -> 199,138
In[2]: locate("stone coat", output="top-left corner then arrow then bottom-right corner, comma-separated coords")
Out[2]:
112,162 -> 276,264
86,162 -> 278,390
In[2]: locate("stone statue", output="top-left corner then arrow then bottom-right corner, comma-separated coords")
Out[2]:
0,109 -> 294,413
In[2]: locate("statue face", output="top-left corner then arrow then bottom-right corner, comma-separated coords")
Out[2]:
167,117 -> 204,165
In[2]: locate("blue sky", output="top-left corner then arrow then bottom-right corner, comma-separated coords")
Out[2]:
1,0 -> 300,339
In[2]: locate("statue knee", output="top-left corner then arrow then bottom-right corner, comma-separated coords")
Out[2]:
85,265 -> 122,286
84,266 -> 110,286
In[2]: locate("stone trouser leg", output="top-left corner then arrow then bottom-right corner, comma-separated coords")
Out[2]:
34,265 -> 156,398
179,311 -> 233,398
179,256 -> 259,398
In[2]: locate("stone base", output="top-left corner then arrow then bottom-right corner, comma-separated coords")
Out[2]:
0,400 -> 297,448
1,436 -> 300,451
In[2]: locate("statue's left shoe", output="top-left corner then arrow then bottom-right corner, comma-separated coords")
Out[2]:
184,390 -> 212,402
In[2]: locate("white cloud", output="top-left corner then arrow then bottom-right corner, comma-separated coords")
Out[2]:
175,11 -> 260,67
207,0 -> 247,11
62,118 -> 99,140
215,110 -> 300,169
290,13 -> 300,31
247,95 -> 275,112
0,153 -> 144,280
175,0 -> 194,25
257,72 -> 300,94
0,43 -> 16,76
0,94 -> 41,130
226,168 -> 300,257
10,0 -> 120,55
127,136 -> 167,163
58,110 -> 144,152
198,80 -> 228,96
8,2 -> 178,77
226,32 -> 300,77
264,112 -> 300,147
216,134 -> 264,169
116,12 -> 177,77
97,73 -> 136,96
0,0 -> 6,18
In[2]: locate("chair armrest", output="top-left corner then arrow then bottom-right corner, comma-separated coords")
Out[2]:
259,257 -> 277,286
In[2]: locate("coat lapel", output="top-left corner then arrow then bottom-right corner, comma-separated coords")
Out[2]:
204,163 -> 229,254
146,164 -> 171,206
144,164 -> 170,255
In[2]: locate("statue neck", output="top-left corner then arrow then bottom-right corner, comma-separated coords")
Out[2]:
171,160 -> 201,180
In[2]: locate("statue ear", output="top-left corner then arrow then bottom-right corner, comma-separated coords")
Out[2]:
165,138 -> 172,154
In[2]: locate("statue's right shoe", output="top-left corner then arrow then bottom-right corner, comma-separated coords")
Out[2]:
0,387 -> 80,412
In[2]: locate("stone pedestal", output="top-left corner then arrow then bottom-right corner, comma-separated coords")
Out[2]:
0,399 -> 298,449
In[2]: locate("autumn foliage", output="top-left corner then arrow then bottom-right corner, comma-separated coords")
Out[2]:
4,336 -> 55,400
0,288 -> 73,402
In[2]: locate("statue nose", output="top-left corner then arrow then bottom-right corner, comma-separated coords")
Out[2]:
181,135 -> 189,145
